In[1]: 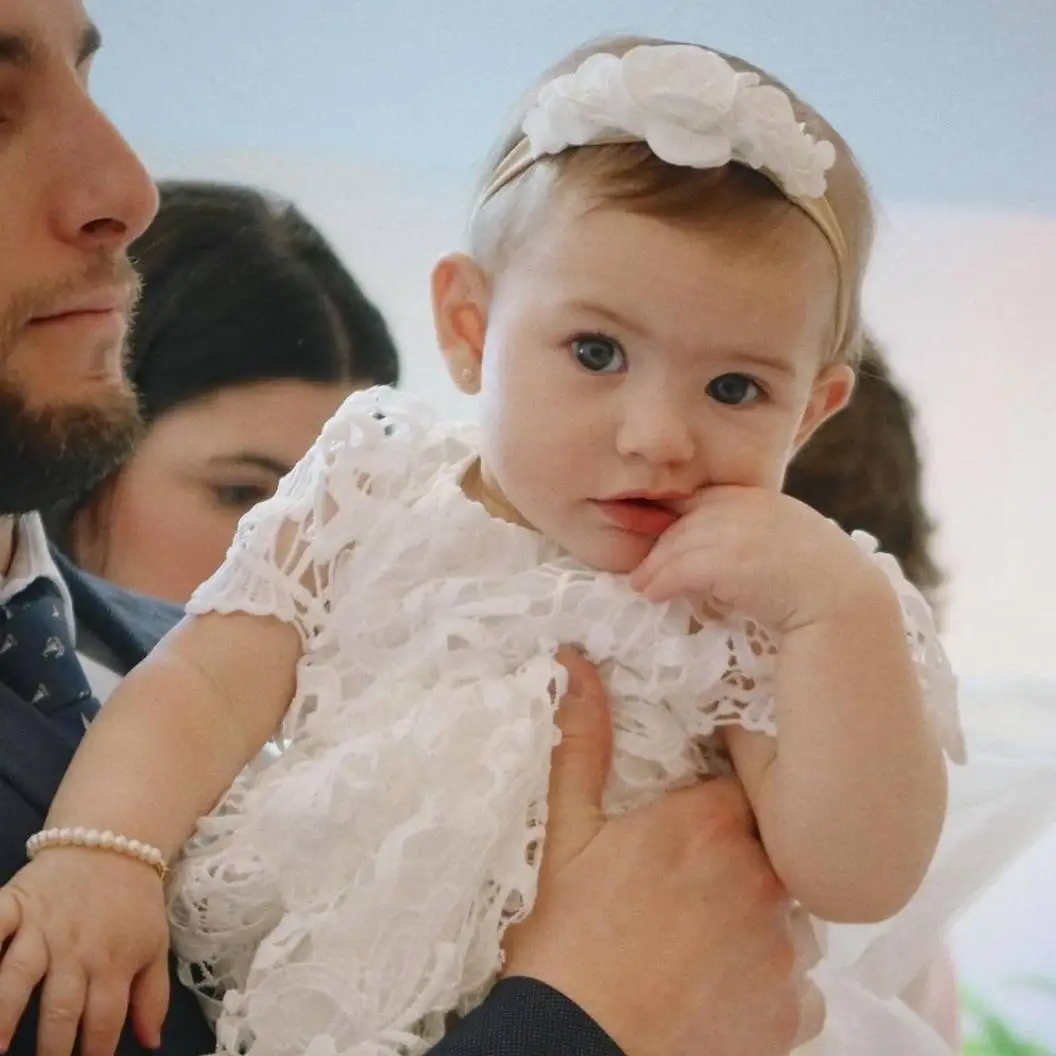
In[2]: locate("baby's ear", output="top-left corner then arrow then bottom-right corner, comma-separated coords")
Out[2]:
793,363 -> 855,451
431,253 -> 491,394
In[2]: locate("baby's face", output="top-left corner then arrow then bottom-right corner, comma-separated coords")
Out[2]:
471,196 -> 851,573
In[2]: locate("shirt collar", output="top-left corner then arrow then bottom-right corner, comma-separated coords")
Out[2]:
0,513 -> 77,636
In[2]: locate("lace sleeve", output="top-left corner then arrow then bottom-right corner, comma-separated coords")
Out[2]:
186,387 -> 444,648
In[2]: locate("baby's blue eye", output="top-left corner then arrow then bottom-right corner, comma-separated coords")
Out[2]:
707,373 -> 761,406
573,336 -> 625,374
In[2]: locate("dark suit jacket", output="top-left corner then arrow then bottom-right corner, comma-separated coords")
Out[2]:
0,556 -> 621,1056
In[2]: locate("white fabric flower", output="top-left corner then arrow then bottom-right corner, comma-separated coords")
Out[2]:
520,44 -> 836,200
522,53 -> 624,155
619,45 -> 739,168
729,81 -> 837,199
730,82 -> 798,171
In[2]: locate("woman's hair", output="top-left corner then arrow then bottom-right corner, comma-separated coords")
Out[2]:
44,180 -> 400,542
469,36 -> 874,363
126,179 -> 399,423
784,332 -> 943,602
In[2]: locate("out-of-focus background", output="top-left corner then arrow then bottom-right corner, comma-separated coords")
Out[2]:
88,1 -> 1056,1046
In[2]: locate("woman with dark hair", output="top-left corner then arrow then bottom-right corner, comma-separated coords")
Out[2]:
50,180 -> 399,604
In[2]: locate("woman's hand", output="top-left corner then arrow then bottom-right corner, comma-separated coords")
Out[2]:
0,848 -> 170,1056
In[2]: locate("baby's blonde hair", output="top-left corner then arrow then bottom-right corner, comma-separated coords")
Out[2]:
469,35 -> 875,365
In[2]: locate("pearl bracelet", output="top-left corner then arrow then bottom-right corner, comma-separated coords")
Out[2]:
26,827 -> 168,881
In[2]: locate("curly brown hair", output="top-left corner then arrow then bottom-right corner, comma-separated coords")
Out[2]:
784,333 -> 943,602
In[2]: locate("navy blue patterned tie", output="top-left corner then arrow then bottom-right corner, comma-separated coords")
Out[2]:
0,577 -> 99,740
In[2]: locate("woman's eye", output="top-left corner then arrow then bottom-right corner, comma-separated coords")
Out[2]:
211,483 -> 272,510
572,336 -> 626,374
706,373 -> 762,406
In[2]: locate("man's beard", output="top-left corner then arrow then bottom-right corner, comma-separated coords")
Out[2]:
0,255 -> 144,515
0,380 -> 143,515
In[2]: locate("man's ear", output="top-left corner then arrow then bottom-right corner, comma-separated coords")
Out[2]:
431,252 -> 491,394
792,363 -> 855,452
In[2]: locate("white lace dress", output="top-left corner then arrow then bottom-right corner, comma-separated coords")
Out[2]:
167,387 -> 1008,1056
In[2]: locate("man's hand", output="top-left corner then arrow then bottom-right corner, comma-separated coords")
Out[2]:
503,650 -> 823,1056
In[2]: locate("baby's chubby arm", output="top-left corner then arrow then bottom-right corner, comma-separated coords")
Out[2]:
0,611 -> 302,1056
47,610 -> 301,857
631,486 -> 948,925
724,576 -> 947,924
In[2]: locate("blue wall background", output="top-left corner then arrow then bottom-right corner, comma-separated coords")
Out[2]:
88,0 -> 1055,213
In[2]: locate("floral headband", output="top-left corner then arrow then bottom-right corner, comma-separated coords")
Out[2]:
476,45 -> 851,356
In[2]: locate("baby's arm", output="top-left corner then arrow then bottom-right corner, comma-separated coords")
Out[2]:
725,573 -> 948,924
0,610 -> 302,1056
47,609 -> 301,857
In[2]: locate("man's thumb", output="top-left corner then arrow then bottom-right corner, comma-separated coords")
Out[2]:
544,649 -> 612,868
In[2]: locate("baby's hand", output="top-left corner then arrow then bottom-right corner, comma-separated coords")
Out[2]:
0,848 -> 170,1056
629,486 -> 891,632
